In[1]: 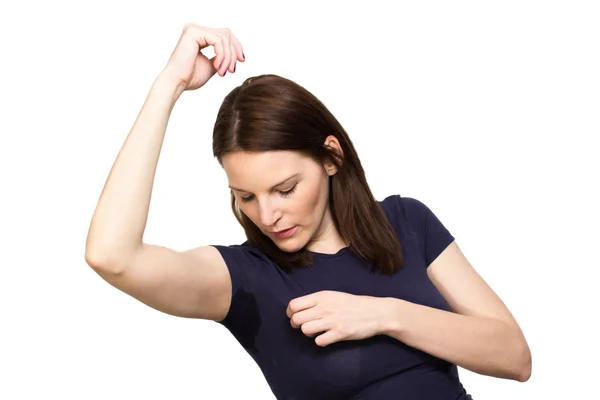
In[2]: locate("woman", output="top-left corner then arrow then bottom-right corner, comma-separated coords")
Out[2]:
85,24 -> 531,399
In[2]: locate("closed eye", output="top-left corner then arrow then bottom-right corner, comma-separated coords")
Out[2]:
239,184 -> 297,203
279,185 -> 297,197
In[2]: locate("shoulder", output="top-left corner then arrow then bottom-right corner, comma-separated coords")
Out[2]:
379,194 -> 453,241
210,241 -> 273,291
379,194 -> 429,224
380,193 -> 428,209
211,241 -> 270,271
381,194 -> 455,266
209,241 -> 276,327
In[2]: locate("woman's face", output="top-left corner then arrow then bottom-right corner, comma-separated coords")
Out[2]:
222,142 -> 340,253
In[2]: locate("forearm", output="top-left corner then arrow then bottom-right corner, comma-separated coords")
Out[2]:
380,297 -> 531,381
85,72 -> 183,271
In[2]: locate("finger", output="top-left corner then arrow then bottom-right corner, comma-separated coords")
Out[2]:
289,307 -> 321,329
220,29 -> 238,73
300,318 -> 328,337
212,38 -> 225,73
216,34 -> 230,76
314,330 -> 341,347
185,25 -> 227,74
229,31 -> 245,62
183,24 -> 213,51
288,294 -> 318,316
228,41 -> 237,73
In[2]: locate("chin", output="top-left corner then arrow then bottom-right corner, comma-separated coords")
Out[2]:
271,232 -> 308,253
274,240 -> 305,253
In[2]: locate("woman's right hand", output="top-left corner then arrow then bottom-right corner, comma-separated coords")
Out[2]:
161,24 -> 245,92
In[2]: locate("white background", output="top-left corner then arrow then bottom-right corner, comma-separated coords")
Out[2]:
1,1 -> 598,399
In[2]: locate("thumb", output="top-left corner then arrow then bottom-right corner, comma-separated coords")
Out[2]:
207,54 -> 220,77
209,55 -> 219,73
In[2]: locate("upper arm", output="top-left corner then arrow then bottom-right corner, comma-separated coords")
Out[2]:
89,244 -> 233,321
400,195 -> 520,327
427,241 -> 520,328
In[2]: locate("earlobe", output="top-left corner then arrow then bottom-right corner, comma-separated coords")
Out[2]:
323,162 -> 337,176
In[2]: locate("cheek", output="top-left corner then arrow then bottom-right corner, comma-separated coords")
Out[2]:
241,205 -> 257,221
296,181 -> 328,222
236,199 -> 260,224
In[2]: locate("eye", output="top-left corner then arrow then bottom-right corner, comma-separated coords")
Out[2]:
237,184 -> 297,204
239,194 -> 254,203
279,184 -> 297,197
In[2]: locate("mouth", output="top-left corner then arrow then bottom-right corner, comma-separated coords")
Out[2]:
272,226 -> 297,238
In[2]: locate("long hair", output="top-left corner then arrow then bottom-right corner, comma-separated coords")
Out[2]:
212,74 -> 403,275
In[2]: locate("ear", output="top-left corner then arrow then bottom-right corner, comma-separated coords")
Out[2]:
323,135 -> 343,176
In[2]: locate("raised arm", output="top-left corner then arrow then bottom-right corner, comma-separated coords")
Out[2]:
85,24 -> 245,320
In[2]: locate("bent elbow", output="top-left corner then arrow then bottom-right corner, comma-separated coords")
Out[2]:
516,356 -> 532,382
514,339 -> 532,382
84,249 -> 128,275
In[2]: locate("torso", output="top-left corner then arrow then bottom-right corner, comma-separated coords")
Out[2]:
213,195 -> 471,400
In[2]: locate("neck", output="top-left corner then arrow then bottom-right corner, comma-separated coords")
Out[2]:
306,206 -> 347,254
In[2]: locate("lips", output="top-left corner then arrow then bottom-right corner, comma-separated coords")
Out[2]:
273,227 -> 293,233
272,226 -> 297,238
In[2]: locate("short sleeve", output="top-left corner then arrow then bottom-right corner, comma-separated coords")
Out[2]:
400,196 -> 455,267
210,243 -> 264,329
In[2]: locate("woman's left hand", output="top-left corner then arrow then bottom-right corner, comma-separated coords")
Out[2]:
286,290 -> 394,347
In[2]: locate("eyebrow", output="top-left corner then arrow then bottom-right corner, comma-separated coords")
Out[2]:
229,173 -> 299,193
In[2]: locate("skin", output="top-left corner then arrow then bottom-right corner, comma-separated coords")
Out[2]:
221,135 -> 348,255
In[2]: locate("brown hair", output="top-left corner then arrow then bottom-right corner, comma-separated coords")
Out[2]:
212,74 -> 403,275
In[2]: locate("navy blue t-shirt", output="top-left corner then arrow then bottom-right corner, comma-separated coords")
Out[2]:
212,194 -> 473,400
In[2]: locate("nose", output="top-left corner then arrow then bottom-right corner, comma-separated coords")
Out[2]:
258,198 -> 281,228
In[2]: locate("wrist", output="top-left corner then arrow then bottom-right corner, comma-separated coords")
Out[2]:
379,297 -> 406,337
152,69 -> 186,102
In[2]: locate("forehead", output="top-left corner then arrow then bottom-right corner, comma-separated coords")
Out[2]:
222,151 -> 312,190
